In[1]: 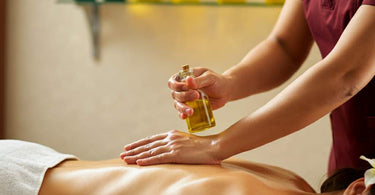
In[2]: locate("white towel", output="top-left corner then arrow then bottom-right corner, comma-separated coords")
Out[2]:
0,139 -> 78,195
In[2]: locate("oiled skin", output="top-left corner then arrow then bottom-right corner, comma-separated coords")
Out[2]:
39,158 -> 315,195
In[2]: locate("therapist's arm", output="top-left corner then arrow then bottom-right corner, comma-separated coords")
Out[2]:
215,3 -> 375,160
121,1 -> 375,166
169,0 -> 313,118
223,0 -> 313,101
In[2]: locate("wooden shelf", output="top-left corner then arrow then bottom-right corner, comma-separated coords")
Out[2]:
58,0 -> 283,60
59,0 -> 283,6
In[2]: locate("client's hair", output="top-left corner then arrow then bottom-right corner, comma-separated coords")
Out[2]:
320,168 -> 375,194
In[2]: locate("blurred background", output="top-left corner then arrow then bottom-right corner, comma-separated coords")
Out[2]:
1,0 -> 331,190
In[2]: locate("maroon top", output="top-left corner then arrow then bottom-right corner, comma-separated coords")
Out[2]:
302,0 -> 375,173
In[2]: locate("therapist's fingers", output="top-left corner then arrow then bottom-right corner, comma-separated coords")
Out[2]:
124,133 -> 168,151
168,73 -> 188,92
171,89 -> 199,103
173,100 -> 193,118
167,67 -> 209,92
191,67 -> 210,78
123,146 -> 169,164
120,139 -> 167,159
136,152 -> 174,166
121,129 -> 223,166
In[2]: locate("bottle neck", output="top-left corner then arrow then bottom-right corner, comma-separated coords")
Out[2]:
178,68 -> 194,81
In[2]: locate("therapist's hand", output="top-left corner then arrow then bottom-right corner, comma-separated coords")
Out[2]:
168,67 -> 231,119
120,130 -> 222,166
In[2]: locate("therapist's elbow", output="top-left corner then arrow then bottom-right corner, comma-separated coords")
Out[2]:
340,68 -> 373,99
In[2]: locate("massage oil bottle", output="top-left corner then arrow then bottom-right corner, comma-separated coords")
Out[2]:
178,65 -> 216,133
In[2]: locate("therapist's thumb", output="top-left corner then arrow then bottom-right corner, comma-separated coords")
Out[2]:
186,73 -> 215,90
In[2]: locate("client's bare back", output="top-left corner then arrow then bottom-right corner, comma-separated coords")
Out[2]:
39,158 -> 314,195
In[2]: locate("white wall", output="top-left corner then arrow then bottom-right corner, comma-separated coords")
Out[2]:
6,0 -> 331,190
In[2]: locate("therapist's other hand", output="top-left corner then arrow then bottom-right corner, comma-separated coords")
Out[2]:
120,130 -> 221,166
168,67 -> 231,119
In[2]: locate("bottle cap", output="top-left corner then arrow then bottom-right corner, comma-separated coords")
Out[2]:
182,64 -> 190,72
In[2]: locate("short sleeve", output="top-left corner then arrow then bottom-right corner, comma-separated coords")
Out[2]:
363,0 -> 375,5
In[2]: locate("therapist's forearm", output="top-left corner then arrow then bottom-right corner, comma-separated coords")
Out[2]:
223,36 -> 309,102
214,4 -> 375,160
214,60 -> 371,160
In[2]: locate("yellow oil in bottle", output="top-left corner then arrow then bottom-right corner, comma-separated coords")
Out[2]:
185,98 -> 216,133
178,64 -> 216,133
